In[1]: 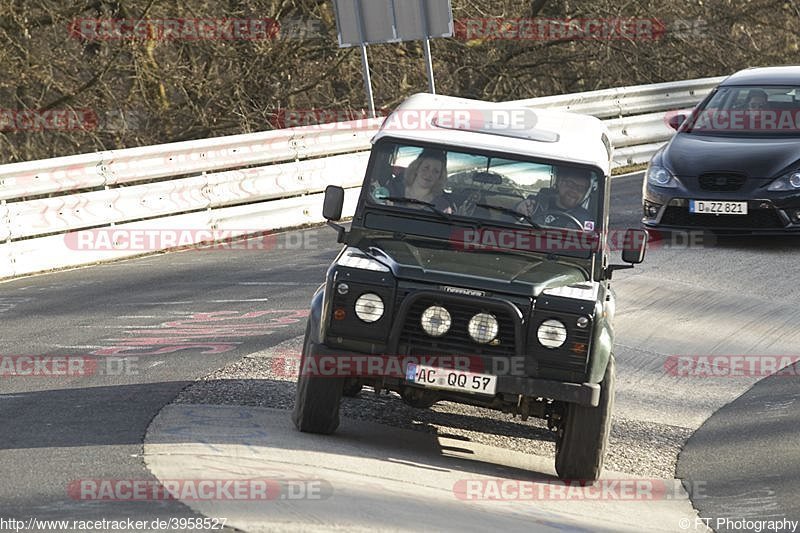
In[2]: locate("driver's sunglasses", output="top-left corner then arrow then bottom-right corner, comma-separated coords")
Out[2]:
560,177 -> 590,192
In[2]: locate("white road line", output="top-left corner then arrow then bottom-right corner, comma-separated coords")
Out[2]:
207,298 -> 271,303
237,280 -> 312,284
135,302 -> 196,305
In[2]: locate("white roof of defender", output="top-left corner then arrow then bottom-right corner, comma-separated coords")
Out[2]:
373,93 -> 613,175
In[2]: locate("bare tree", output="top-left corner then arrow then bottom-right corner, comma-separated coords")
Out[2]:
1,0 -> 799,163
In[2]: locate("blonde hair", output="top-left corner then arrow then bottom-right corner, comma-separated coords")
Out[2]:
405,149 -> 447,192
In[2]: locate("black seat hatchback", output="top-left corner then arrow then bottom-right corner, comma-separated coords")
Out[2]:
643,66 -> 800,234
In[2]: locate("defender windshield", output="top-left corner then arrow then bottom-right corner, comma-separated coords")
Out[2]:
364,141 -> 603,235
684,85 -> 800,136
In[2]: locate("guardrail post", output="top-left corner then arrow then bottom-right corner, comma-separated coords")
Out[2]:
0,199 -> 12,277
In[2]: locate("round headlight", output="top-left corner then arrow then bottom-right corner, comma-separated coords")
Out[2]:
354,293 -> 384,323
421,305 -> 451,337
790,173 -> 800,188
538,319 -> 567,348
468,313 -> 499,344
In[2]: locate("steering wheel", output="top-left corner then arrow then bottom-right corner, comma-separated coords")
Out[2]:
448,189 -> 485,216
534,210 -> 584,230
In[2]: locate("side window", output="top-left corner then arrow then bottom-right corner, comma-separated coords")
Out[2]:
368,144 -> 401,202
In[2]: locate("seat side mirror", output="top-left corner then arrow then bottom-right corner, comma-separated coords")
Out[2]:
668,114 -> 687,131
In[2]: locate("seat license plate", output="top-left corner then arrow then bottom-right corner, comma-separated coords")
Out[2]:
689,200 -> 748,215
405,363 -> 497,395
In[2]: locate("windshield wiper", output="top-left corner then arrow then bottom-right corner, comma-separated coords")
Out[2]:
380,196 -> 451,220
475,203 -> 541,229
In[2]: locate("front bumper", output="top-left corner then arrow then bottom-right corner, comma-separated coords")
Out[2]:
642,188 -> 800,235
312,342 -> 601,407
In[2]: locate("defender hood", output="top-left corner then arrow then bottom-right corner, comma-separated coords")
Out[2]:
361,240 -> 588,297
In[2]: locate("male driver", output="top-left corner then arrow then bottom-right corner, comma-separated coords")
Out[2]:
745,89 -> 768,110
517,166 -> 594,228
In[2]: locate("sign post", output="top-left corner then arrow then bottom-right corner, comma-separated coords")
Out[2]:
332,0 -> 453,117
419,0 -> 436,94
351,4 -> 377,118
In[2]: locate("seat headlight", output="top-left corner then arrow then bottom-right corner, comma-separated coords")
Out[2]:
421,306 -> 451,337
468,313 -> 499,344
768,171 -> 800,191
646,165 -> 679,188
354,293 -> 384,323
537,319 -> 567,348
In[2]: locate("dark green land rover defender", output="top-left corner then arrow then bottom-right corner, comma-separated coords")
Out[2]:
292,94 -> 646,481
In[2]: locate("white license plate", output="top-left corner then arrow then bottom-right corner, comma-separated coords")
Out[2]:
689,200 -> 748,215
405,363 -> 497,395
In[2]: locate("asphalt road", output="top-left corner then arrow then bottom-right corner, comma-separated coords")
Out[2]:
1,171 -> 798,531
0,239 -> 327,527
677,360 -> 800,532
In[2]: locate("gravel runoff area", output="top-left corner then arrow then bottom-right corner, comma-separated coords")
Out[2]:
174,336 -> 692,480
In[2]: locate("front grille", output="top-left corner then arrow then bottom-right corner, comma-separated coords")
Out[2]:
661,206 -> 785,229
397,295 -> 518,359
698,173 -> 746,192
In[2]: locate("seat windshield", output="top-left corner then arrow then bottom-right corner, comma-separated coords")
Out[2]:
683,85 -> 800,136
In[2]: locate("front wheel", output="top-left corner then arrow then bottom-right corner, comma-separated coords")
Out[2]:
554,355 -> 615,481
291,323 -> 344,434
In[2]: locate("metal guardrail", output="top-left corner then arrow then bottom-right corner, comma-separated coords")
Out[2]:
0,77 -> 723,279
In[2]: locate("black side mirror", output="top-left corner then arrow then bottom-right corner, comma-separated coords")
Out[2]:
323,185 -> 345,221
606,228 -> 647,279
621,228 -> 647,264
668,114 -> 686,131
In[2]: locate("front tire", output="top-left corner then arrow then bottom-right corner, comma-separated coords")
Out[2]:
291,323 -> 344,434
554,355 -> 615,481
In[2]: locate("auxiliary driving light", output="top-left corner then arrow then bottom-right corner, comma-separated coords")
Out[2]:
538,319 -> 567,348
468,313 -> 499,344
421,305 -> 452,337
354,293 -> 384,323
